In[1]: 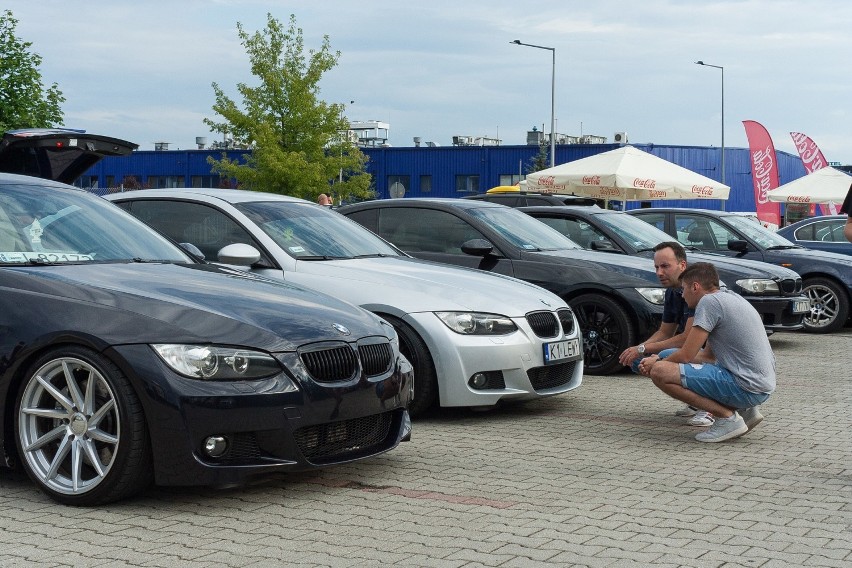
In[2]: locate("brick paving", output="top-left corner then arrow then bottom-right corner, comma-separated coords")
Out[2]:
1,329 -> 850,567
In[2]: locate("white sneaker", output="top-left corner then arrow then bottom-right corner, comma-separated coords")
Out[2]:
675,404 -> 699,417
687,411 -> 715,427
695,412 -> 748,442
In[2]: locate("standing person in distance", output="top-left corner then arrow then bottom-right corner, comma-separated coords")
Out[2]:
841,183 -> 852,243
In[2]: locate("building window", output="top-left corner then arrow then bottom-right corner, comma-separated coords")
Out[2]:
387,175 -> 410,198
455,175 -> 479,193
191,175 -> 220,188
499,174 -> 523,186
106,176 -> 115,188
419,175 -> 432,193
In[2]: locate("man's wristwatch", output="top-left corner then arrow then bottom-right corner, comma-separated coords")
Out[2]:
637,344 -> 646,355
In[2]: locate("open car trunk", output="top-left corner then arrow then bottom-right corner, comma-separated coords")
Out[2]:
0,128 -> 137,184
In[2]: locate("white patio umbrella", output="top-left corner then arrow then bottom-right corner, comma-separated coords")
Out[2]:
767,166 -> 852,204
523,145 -> 730,200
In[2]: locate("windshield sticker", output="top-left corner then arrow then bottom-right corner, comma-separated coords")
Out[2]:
522,244 -> 537,250
0,252 -> 94,263
288,246 -> 305,254
27,219 -> 44,243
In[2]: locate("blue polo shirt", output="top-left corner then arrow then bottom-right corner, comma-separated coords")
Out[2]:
663,287 -> 695,334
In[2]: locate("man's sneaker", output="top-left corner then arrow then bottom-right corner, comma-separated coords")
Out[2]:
739,406 -> 764,433
675,404 -> 699,417
687,411 -> 715,427
695,412 -> 748,442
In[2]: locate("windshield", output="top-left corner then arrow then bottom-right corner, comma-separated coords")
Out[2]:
723,214 -> 799,248
468,206 -> 581,251
592,211 -> 674,250
0,183 -> 190,265
236,201 -> 402,259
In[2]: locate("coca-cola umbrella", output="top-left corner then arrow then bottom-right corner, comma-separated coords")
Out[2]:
523,145 -> 730,200
766,166 -> 852,204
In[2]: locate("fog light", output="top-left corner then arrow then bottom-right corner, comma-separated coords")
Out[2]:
471,373 -> 488,388
204,435 -> 228,457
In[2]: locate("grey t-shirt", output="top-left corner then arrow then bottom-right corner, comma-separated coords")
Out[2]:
692,289 -> 776,394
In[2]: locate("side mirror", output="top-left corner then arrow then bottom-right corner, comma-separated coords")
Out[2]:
461,238 -> 494,257
217,243 -> 261,266
590,239 -> 617,252
727,239 -> 749,252
179,242 -> 205,260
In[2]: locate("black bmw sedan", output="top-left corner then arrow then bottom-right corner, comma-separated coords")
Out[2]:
339,198 -> 667,375
0,173 -> 412,505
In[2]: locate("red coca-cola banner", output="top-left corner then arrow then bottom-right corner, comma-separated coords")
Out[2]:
742,120 -> 781,228
790,132 -> 835,215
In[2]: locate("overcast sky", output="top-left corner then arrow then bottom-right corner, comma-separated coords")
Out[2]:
8,0 -> 851,163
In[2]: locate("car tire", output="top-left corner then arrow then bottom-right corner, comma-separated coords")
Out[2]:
380,315 -> 437,417
802,277 -> 849,333
14,347 -> 153,506
570,293 -> 635,375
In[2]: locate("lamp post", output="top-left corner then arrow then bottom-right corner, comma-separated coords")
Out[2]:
513,40 -> 556,168
695,61 -> 725,191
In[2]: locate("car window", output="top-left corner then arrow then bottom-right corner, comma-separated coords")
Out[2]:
525,196 -> 556,206
813,220 -> 844,242
632,211 -> 667,233
723,215 -> 796,248
0,184 -> 188,264
467,206 -> 580,251
593,212 -> 671,250
485,195 -> 521,207
237,201 -> 400,259
535,216 -> 602,248
793,223 -> 815,241
124,200 -> 261,261
674,214 -> 734,251
377,207 -> 485,254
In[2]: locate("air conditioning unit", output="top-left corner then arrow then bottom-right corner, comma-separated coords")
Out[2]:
613,132 -> 628,144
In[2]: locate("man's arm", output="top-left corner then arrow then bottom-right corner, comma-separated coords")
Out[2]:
658,324 -> 709,364
618,322 -> 678,365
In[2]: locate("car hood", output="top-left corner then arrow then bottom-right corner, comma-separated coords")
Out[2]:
684,251 -> 802,279
4,262 -> 388,351
288,256 -> 567,316
765,246 -> 852,267
523,248 -> 661,287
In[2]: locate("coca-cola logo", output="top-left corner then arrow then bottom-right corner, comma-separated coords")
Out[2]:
598,187 -> 620,196
633,178 -> 656,189
791,132 -> 826,173
582,175 -> 601,185
751,146 -> 775,204
648,190 -> 667,198
538,176 -> 555,186
691,185 -> 714,197
788,195 -> 811,203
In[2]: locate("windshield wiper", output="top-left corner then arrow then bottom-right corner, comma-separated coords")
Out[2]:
635,247 -> 657,253
764,245 -> 804,250
294,255 -> 347,261
27,257 -> 56,266
351,253 -> 393,259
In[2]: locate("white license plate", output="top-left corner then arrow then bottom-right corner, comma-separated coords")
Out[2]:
792,299 -> 810,314
543,338 -> 581,364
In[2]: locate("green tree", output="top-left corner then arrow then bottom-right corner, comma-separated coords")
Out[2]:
205,14 -> 371,202
0,10 -> 65,131
525,140 -> 549,174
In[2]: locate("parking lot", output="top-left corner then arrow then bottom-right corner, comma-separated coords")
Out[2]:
1,328 -> 850,568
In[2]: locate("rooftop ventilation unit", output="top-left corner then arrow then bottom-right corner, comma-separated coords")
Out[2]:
614,132 -> 628,144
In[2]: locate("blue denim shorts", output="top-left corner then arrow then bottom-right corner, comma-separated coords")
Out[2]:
679,362 -> 770,409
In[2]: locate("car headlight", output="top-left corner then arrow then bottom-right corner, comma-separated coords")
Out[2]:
736,279 -> 780,294
152,344 -> 282,380
434,312 -> 518,335
635,287 -> 666,305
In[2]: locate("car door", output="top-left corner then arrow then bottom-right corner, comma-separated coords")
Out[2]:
372,206 -> 516,276
672,212 -> 766,260
115,199 -> 275,265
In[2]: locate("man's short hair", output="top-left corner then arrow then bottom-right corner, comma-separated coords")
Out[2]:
653,241 -> 687,263
680,262 -> 719,290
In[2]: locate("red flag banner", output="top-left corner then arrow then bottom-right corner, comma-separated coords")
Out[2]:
742,120 -> 781,228
790,132 -> 836,215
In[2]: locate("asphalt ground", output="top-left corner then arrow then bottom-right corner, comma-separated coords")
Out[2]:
1,328 -> 850,568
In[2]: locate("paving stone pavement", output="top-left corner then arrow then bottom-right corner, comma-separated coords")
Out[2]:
1,329 -> 850,567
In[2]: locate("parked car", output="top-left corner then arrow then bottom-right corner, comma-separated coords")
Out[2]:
0,128 -> 137,184
629,207 -> 852,333
777,215 -> 852,257
338,198 -> 668,375
0,173 -> 412,505
517,206 -> 808,332
105,189 -> 583,417
465,190 -> 601,207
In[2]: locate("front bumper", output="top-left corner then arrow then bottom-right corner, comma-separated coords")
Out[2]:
108,343 -> 413,487
746,294 -> 809,331
405,310 -> 583,409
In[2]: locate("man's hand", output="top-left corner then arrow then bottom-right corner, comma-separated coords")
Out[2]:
619,346 -> 642,366
638,354 -> 660,376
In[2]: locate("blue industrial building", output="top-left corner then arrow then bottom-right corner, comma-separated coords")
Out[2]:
80,142 -> 810,213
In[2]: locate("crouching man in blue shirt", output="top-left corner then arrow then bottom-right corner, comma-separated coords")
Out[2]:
638,262 -> 775,442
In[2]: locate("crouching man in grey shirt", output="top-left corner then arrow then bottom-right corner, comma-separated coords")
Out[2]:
638,262 -> 775,442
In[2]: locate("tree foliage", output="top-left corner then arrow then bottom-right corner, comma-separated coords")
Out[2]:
0,10 -> 65,131
205,14 -> 371,202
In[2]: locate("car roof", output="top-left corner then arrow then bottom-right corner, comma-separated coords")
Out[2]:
781,215 -> 847,228
106,188 -> 313,205
627,207 -> 733,216
341,198 -> 503,211
0,128 -> 137,184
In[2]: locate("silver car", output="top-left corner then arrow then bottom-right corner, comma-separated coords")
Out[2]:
106,190 -> 583,416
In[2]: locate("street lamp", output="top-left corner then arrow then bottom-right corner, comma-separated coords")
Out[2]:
513,39 -> 556,168
695,61 -> 725,190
